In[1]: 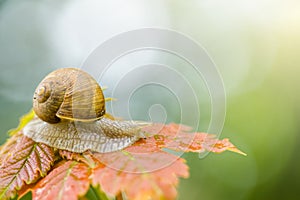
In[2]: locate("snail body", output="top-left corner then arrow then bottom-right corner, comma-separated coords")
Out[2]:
24,117 -> 145,153
24,68 -> 147,153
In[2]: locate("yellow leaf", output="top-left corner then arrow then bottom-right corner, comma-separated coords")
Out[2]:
8,109 -> 35,136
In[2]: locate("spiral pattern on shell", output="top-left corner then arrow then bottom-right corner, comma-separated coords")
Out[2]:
24,67 -> 148,153
33,68 -> 106,123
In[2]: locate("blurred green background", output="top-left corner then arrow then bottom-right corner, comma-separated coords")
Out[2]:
0,0 -> 299,199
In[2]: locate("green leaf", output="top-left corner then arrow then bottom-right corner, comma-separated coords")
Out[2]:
82,185 -> 109,200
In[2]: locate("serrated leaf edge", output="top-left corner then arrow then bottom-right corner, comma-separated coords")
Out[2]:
0,143 -> 37,199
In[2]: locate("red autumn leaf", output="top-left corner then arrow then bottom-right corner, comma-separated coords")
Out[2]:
31,161 -> 91,200
87,126 -> 187,199
0,131 -> 23,164
1,117 -> 245,200
88,123 -> 244,200
0,133 -> 55,200
91,152 -> 188,200
142,123 -> 246,155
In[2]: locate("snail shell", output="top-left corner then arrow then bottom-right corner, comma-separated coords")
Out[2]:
24,68 -> 148,153
33,68 -> 105,123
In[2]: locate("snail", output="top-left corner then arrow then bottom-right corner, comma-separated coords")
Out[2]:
23,68 -> 148,153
